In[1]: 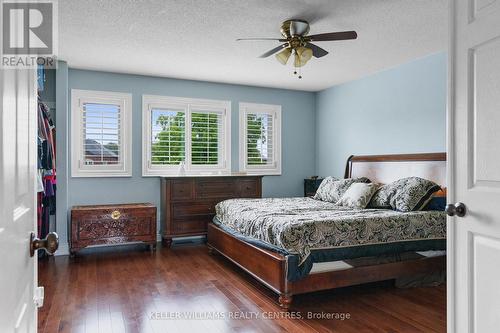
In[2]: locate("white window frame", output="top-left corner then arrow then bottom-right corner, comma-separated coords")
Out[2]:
142,95 -> 231,177
71,89 -> 132,177
239,102 -> 282,175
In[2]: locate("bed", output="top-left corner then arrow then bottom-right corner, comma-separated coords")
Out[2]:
207,152 -> 447,309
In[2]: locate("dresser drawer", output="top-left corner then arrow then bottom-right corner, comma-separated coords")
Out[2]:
171,180 -> 194,200
172,201 -> 216,217
195,179 -> 237,198
172,217 -> 210,234
239,180 -> 259,197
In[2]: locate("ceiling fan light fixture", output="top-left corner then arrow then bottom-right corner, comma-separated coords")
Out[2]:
275,48 -> 292,65
237,19 -> 357,77
294,46 -> 313,67
293,53 -> 303,67
297,46 -> 313,62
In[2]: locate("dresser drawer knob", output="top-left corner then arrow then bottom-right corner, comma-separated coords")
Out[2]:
111,210 -> 121,220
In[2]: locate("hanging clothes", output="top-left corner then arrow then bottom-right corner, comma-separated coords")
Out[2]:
37,95 -> 56,240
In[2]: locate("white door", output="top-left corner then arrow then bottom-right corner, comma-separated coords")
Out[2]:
449,0 -> 500,332
0,68 -> 39,332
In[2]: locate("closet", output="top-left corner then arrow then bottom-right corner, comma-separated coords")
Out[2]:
37,67 -> 56,245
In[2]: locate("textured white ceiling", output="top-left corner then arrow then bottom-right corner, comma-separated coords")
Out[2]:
59,0 -> 448,91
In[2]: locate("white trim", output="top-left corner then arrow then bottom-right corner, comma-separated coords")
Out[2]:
31,69 -> 40,326
142,95 -> 231,177
54,243 -> 69,256
238,102 -> 282,175
70,89 -> 132,177
447,1 -> 456,332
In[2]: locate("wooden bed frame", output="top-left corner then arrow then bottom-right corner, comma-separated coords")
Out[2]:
207,152 -> 447,309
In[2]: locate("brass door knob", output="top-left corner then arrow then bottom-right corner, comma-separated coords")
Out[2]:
30,232 -> 59,257
445,202 -> 467,217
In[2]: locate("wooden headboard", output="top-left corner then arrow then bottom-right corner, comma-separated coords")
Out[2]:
344,153 -> 446,187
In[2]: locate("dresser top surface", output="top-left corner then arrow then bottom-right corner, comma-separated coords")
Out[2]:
71,203 -> 156,211
161,175 -> 262,180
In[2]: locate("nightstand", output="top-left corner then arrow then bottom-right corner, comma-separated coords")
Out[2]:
304,178 -> 324,197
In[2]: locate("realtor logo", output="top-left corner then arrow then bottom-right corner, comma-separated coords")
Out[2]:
1,0 -> 57,68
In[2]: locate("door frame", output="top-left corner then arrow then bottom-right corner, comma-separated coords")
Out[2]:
447,0 -> 456,332
31,68 -> 39,333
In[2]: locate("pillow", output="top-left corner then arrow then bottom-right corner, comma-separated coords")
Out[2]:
368,183 -> 393,209
368,177 -> 441,212
314,177 -> 371,203
313,177 -> 339,202
336,183 -> 379,209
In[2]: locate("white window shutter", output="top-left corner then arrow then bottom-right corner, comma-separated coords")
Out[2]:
191,111 -> 223,166
82,102 -> 121,166
149,108 -> 186,166
246,112 -> 275,167
71,90 -> 132,177
142,95 -> 231,176
239,102 -> 281,175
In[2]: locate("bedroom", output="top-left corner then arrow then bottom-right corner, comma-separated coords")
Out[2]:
1,0 -> 499,332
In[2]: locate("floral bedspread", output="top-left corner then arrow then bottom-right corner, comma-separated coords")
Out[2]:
215,197 -> 446,264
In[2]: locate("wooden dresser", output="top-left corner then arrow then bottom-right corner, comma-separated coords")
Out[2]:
70,203 -> 157,255
161,176 -> 262,247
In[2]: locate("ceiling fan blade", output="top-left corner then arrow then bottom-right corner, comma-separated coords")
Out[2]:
305,43 -> 329,58
259,45 -> 286,58
236,38 -> 284,41
307,31 -> 358,42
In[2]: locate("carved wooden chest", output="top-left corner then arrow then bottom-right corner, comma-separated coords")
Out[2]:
70,203 -> 157,255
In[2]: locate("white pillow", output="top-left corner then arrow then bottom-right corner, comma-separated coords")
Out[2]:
336,183 -> 379,209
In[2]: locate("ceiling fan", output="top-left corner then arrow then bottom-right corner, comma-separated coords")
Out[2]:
237,19 -> 357,78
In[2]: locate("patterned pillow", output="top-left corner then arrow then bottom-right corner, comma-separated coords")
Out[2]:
368,183 -> 394,209
336,183 -> 379,209
314,177 -> 371,203
369,177 -> 441,212
313,177 -> 338,202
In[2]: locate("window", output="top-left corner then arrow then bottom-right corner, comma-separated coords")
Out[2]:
142,95 -> 231,176
239,102 -> 281,175
71,90 -> 132,177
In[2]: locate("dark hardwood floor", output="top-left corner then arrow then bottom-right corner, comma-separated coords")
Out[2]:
38,243 -> 446,333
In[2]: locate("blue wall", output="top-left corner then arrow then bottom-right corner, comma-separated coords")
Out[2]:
315,53 -> 447,177
54,53 -> 447,253
55,68 -> 316,252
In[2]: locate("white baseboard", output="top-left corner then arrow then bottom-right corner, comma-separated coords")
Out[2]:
55,242 -> 69,256
157,234 -> 205,243
172,235 -> 205,243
